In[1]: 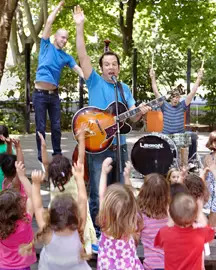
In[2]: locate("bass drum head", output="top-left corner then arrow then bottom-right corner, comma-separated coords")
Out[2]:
131,134 -> 174,175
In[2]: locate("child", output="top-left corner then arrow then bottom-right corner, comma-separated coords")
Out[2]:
0,161 -> 36,269
137,173 -> 169,270
97,157 -> 144,270
184,174 -> 209,206
31,163 -> 91,270
154,192 -> 214,270
203,131 -> 216,226
0,125 -> 13,190
0,141 -> 27,198
170,182 -> 189,199
38,130 -> 97,254
166,168 -> 181,184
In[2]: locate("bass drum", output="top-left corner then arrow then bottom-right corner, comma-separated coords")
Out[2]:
131,133 -> 177,175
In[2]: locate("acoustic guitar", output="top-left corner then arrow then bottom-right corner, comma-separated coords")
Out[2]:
72,96 -> 165,154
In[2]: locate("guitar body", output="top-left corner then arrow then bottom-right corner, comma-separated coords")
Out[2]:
72,102 -> 131,154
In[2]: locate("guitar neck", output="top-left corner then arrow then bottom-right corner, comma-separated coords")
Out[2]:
118,96 -> 165,122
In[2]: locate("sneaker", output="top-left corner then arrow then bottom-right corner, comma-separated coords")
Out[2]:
92,243 -> 98,254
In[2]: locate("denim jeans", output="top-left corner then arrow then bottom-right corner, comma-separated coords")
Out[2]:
87,144 -> 128,236
32,90 -> 61,161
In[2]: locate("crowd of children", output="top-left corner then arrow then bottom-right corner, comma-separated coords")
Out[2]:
0,124 -> 216,270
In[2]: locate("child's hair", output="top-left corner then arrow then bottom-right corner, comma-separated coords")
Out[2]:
0,125 -> 9,144
166,168 -> 180,183
169,192 -> 198,227
98,183 -> 143,239
0,189 -> 26,239
170,183 -> 188,199
184,174 -> 209,203
137,173 -> 169,219
206,130 -> 216,151
34,193 -> 89,259
0,154 -> 17,178
48,155 -> 72,191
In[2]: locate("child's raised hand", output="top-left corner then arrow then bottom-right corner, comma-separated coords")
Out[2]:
72,161 -> 84,180
101,157 -> 113,175
15,161 -> 26,178
37,132 -> 46,147
123,161 -> 132,185
12,138 -> 21,149
31,170 -> 45,185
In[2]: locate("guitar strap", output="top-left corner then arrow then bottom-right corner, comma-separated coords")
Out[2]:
117,82 -> 128,109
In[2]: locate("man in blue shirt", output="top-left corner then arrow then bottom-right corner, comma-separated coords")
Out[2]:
73,5 -> 150,236
150,67 -> 203,162
33,1 -> 83,162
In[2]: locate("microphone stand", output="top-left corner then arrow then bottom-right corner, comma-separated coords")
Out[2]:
112,76 -> 122,183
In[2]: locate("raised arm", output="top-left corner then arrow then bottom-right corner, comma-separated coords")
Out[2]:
99,157 -> 113,208
15,161 -> 33,215
31,170 -> 46,230
72,161 -> 87,232
185,68 -> 204,106
12,139 -> 24,163
42,1 -> 64,40
149,68 -> 161,99
38,132 -> 49,174
73,5 -> 92,80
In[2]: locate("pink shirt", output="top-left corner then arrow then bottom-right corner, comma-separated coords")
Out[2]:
0,213 -> 36,269
141,213 -> 168,270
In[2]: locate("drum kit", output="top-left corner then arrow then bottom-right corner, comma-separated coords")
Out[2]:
131,132 -> 194,176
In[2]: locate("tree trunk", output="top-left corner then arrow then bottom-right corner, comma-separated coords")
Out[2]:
0,0 -> 19,84
119,0 -> 137,56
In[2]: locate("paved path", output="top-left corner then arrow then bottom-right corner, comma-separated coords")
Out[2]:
13,130 -> 210,269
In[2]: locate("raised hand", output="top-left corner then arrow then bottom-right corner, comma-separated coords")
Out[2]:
101,157 -> 113,175
38,131 -> 46,147
149,67 -> 156,78
31,170 -> 45,185
123,161 -> 132,185
73,5 -> 84,25
197,68 -> 204,79
72,161 -> 84,180
12,138 -> 21,149
15,161 -> 26,179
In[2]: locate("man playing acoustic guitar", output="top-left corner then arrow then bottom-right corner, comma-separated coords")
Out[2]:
73,5 -> 150,236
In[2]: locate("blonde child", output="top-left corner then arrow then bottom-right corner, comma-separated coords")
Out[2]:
31,162 -> 91,270
166,168 -> 181,184
155,192 -> 214,270
137,173 -> 169,270
38,130 -> 96,254
97,157 -> 144,270
0,161 -> 36,269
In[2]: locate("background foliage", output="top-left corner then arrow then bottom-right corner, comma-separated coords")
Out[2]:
1,0 -> 216,131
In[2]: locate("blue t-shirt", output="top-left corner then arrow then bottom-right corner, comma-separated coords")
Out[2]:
161,100 -> 187,134
86,70 -> 135,145
35,38 -> 77,87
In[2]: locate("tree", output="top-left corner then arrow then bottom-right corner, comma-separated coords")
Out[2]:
10,0 -> 47,64
0,0 -> 18,83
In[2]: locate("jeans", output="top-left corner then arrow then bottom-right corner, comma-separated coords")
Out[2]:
87,144 -> 128,237
32,90 -> 61,161
186,131 -> 198,160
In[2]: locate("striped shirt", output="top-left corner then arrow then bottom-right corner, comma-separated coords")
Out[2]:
161,100 -> 187,134
141,214 -> 168,270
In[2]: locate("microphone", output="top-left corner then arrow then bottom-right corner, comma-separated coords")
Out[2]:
111,75 -> 118,84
